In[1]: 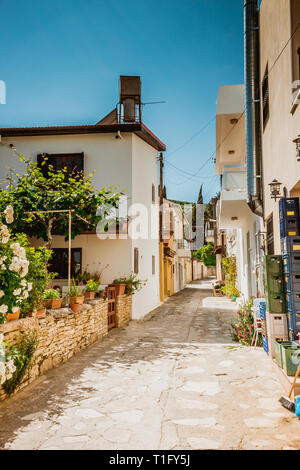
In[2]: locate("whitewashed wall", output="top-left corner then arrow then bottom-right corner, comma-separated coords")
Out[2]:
0,132 -> 161,319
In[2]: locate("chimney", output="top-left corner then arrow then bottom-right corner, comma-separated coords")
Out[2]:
119,76 -> 141,123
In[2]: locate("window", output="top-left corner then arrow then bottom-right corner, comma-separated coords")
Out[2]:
50,248 -> 82,279
37,153 -> 84,178
152,184 -> 156,203
152,255 -> 155,275
262,65 -> 270,130
266,214 -> 274,255
134,248 -> 139,274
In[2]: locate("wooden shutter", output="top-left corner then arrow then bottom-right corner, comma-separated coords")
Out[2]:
134,248 -> 139,274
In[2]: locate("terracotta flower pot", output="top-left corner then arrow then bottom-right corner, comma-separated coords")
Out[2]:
111,284 -> 126,296
6,309 -> 20,321
35,308 -> 47,318
69,296 -> 84,304
44,298 -> 63,309
84,291 -> 96,300
70,303 -> 80,313
25,311 -> 36,318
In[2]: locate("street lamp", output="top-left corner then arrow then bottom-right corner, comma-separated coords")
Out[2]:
293,136 -> 300,161
269,179 -> 282,202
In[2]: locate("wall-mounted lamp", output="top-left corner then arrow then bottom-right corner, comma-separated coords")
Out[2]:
293,135 -> 300,161
269,179 -> 282,201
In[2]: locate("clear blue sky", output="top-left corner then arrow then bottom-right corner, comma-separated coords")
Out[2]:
0,0 -> 244,203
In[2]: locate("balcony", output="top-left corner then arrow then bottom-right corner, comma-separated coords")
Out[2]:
217,165 -> 254,230
220,165 -> 247,201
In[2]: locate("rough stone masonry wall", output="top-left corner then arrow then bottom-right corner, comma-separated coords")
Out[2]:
0,296 -> 131,402
115,294 -> 132,328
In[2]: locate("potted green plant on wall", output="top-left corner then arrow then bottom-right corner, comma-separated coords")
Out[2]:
84,280 -> 99,300
112,274 -> 145,296
43,288 -> 62,309
111,279 -> 127,296
68,280 -> 84,313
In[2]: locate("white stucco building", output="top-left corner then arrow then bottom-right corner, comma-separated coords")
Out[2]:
215,84 -> 264,298
0,78 -> 166,319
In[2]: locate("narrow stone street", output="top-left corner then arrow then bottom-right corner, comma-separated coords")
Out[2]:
0,280 -> 299,450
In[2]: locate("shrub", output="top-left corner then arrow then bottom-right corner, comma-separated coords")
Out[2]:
2,319 -> 40,395
231,298 -> 261,346
43,288 -> 61,300
14,234 -> 55,315
85,280 -> 99,293
193,243 -> 216,267
0,206 -> 31,321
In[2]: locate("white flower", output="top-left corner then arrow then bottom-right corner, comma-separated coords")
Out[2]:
22,291 -> 29,299
12,306 -> 19,313
0,290 -> 4,298
0,305 -> 8,314
3,205 -> 14,224
9,257 -> 29,277
13,288 -> 21,296
21,280 -> 26,287
10,243 -> 26,260
27,282 -> 32,292
0,223 -> 10,244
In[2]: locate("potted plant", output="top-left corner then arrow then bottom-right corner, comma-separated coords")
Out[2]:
68,280 -> 84,313
111,278 -> 127,295
111,274 -> 145,296
34,304 -> 47,318
43,288 -> 63,309
6,309 -> 21,322
124,273 -> 145,296
84,280 -> 99,300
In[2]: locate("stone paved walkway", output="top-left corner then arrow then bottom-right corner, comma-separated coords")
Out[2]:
0,279 -> 300,450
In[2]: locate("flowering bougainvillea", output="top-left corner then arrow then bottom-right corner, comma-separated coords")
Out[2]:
231,297 -> 262,346
0,206 -> 32,321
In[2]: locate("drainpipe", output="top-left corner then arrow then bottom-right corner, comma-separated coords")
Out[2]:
244,0 -> 263,217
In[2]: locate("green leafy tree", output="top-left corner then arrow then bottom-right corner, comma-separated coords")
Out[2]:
193,242 -> 216,267
0,153 -> 121,248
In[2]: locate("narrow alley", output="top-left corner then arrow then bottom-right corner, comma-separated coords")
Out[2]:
0,280 -> 299,451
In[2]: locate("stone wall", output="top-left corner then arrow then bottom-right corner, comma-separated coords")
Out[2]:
115,294 -> 132,328
0,296 -> 131,401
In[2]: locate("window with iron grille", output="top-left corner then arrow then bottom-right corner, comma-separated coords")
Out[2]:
37,153 -> 84,178
49,248 -> 82,279
262,65 -> 270,130
266,214 -> 274,255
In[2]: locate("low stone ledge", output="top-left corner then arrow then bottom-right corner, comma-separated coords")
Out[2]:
0,294 -> 132,402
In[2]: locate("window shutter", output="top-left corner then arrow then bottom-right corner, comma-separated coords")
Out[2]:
134,248 -> 139,274
152,255 -> 155,275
